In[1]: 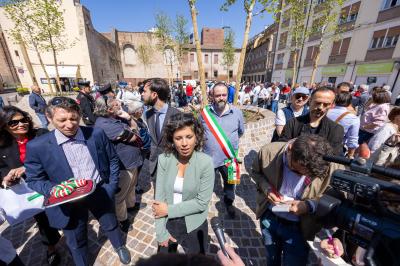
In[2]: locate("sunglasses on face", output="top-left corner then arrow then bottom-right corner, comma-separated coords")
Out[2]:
294,94 -> 308,100
50,97 -> 78,106
8,117 -> 30,127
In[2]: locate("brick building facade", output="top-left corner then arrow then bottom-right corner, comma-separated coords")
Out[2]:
0,0 -> 122,92
243,24 -> 277,83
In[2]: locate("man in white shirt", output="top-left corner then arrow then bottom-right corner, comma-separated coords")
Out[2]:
258,84 -> 270,108
274,87 -> 310,137
269,84 -> 281,113
252,82 -> 261,105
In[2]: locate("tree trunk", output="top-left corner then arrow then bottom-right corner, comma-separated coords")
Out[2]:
189,0 -> 208,107
33,44 -> 53,93
18,37 -> 38,87
234,0 -> 256,105
227,68 -> 230,83
310,50 -> 321,85
291,51 -> 298,86
25,24 -> 53,93
51,46 -> 62,95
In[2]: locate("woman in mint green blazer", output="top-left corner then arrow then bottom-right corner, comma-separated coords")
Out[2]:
152,112 -> 215,254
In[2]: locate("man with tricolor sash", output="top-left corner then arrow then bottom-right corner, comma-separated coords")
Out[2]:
200,82 -> 244,219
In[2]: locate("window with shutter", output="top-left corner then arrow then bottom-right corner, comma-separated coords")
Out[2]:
331,41 -> 341,55
340,38 -> 351,54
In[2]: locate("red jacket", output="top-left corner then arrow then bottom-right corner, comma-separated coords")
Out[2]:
186,85 -> 193,97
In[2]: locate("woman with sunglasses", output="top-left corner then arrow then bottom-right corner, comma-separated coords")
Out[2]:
0,106 -> 61,266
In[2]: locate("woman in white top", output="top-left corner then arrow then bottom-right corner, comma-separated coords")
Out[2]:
152,112 -> 215,254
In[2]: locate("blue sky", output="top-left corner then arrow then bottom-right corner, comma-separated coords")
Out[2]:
80,0 -> 275,47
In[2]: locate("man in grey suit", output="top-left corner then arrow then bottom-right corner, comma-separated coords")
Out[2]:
142,78 -> 180,180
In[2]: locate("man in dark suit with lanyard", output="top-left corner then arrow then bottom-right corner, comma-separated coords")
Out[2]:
24,97 -> 131,266
141,78 -> 180,180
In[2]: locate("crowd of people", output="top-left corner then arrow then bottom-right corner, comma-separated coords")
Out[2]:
0,77 -> 399,266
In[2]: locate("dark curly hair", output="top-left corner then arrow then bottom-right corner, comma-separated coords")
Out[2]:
0,106 -> 34,147
371,87 -> 391,104
291,134 -> 334,179
163,112 -> 205,154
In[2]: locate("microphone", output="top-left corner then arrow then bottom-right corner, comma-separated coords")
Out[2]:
211,217 -> 229,257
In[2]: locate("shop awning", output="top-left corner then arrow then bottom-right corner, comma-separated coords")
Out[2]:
322,65 -> 347,76
356,62 -> 394,75
45,66 -> 78,78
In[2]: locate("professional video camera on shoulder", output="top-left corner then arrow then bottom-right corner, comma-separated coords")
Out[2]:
316,155 -> 400,266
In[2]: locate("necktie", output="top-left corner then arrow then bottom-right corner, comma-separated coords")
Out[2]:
155,112 -> 161,141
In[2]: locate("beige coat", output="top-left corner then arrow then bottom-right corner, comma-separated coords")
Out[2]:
251,141 -> 343,240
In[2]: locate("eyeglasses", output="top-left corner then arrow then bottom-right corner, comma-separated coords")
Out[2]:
50,97 -> 78,106
8,117 -> 30,127
294,94 -> 309,100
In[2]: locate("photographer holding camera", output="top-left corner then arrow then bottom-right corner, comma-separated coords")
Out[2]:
251,134 -> 343,266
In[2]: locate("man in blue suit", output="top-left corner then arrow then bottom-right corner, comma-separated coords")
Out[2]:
24,97 -> 131,266
28,85 -> 49,128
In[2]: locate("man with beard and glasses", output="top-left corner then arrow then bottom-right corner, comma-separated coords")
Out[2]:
141,78 -> 180,180
200,82 -> 244,219
279,87 -> 344,155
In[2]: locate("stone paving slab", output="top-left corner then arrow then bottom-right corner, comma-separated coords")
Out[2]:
0,168 -> 268,265
1,98 -> 320,265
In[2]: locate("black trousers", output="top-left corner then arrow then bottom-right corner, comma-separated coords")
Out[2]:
33,211 -> 61,246
159,218 -> 208,255
215,165 -> 235,205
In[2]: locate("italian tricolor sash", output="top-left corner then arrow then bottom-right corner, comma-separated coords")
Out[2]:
201,106 -> 241,184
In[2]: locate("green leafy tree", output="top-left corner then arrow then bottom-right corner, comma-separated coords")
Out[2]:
222,29 -> 235,83
221,0 -> 279,104
31,0 -> 75,93
137,41 -> 154,78
154,12 -> 175,85
283,0 -> 311,85
3,0 -> 54,92
188,0 -> 208,106
173,14 -> 190,82
308,0 -> 345,84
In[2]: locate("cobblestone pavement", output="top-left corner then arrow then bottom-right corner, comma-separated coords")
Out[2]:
1,97 -> 319,265
0,165 -> 269,265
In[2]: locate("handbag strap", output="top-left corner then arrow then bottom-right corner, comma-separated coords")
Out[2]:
335,111 -> 351,123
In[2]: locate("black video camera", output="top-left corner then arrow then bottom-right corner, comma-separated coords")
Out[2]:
316,155 -> 400,266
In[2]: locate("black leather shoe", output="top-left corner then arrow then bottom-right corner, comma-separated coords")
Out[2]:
119,219 -> 133,233
47,251 -> 60,266
127,202 -> 141,213
115,246 -> 131,265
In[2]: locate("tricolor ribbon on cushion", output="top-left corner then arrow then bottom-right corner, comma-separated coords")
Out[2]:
201,106 -> 241,185
50,179 -> 87,198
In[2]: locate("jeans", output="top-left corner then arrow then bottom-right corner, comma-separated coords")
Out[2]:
36,112 -> 49,129
358,129 -> 374,144
63,184 -> 123,266
215,165 -> 235,205
186,96 -> 193,104
270,100 -> 279,113
260,210 -> 309,266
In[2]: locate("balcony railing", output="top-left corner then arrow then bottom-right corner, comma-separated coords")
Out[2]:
377,5 -> 400,23
365,47 -> 395,61
328,54 -> 347,64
